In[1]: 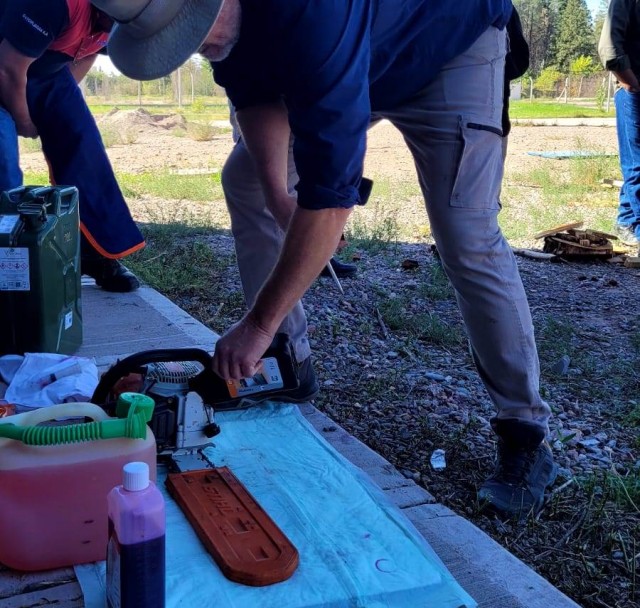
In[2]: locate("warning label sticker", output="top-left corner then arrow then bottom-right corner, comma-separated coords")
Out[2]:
0,215 -> 18,234
0,248 -> 30,291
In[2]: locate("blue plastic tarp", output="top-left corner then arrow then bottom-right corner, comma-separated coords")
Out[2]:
527,150 -> 617,159
76,403 -> 476,608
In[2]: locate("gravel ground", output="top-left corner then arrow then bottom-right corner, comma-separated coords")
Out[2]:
165,233 -> 639,608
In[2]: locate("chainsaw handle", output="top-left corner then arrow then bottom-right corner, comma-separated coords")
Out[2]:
91,348 -> 213,406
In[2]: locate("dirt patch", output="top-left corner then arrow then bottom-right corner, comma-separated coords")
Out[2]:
152,113 -> 188,130
97,107 -> 157,133
19,119 -> 619,182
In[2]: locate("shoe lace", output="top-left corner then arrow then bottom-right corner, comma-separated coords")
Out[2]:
494,441 -> 538,486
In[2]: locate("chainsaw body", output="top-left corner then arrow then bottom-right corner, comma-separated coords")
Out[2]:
91,334 -> 300,455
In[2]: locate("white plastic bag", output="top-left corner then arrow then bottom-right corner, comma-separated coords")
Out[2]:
1,353 -> 99,407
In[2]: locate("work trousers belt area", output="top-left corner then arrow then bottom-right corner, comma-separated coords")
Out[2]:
26,66 -> 144,258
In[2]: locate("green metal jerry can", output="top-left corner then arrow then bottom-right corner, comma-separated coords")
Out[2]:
0,186 -> 82,355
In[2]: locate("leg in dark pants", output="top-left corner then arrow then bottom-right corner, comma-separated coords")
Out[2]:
27,68 -> 142,291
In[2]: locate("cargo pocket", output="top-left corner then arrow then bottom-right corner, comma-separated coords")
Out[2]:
450,118 -> 503,209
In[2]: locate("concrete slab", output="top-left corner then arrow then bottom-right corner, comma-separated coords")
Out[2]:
77,280 -> 214,368
0,281 -> 581,608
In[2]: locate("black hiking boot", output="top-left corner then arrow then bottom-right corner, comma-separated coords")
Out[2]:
320,256 -> 358,278
478,419 -> 558,520
82,256 -> 140,293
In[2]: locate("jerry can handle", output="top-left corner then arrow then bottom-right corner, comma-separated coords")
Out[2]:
0,394 -> 155,446
0,402 -> 110,429
24,186 -> 77,215
3,186 -> 28,199
55,186 -> 78,214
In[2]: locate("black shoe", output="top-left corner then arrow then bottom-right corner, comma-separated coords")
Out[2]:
614,223 -> 639,246
478,420 -> 558,520
273,356 -> 319,403
320,257 -> 357,278
82,256 -> 140,293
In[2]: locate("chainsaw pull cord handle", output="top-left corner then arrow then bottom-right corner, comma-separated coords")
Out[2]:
91,348 -> 214,405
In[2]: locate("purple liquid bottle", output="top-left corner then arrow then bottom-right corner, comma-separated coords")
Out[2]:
106,462 -> 165,608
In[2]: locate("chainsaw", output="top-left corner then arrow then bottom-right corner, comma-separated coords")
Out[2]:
91,333 -> 300,456
90,334 -> 302,585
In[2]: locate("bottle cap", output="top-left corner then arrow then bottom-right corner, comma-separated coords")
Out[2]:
123,461 -> 150,491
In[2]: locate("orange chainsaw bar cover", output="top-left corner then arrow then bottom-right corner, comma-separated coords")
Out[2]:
165,467 -> 299,586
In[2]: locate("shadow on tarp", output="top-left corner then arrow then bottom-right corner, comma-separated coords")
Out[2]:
76,403 -> 476,608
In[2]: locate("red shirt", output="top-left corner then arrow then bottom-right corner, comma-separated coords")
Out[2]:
0,0 -> 109,75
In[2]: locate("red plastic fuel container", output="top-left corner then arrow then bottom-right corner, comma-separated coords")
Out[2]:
106,461 -> 166,608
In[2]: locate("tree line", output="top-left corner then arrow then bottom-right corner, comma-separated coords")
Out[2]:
84,56 -> 226,104
87,1 -> 611,104
517,0 -> 607,75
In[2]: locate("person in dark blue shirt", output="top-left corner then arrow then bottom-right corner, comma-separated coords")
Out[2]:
0,0 -> 143,292
97,0 -> 557,520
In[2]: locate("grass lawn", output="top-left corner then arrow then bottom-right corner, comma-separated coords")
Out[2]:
510,100 -> 614,119
86,98 -> 230,123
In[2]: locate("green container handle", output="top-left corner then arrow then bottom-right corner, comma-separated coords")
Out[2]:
0,393 -> 154,446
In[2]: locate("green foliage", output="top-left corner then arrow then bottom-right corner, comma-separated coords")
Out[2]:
554,0 -> 594,71
502,147 -> 620,241
534,67 -> 564,96
128,237 -> 220,296
378,296 -> 464,346
185,121 -> 218,141
514,0 -> 558,75
18,137 -> 42,154
190,98 -> 207,113
570,55 -> 595,75
345,202 -> 400,253
595,80 -> 607,112
592,0 -> 609,51
98,124 -> 138,147
419,263 -> 454,301
118,171 -> 223,201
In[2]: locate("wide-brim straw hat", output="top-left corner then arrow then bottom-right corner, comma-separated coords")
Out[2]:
92,0 -> 223,80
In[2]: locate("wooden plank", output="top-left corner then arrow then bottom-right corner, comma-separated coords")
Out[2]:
534,221 -> 583,239
586,229 -> 618,240
512,247 -> 557,261
546,236 -> 612,251
1,581 -> 83,608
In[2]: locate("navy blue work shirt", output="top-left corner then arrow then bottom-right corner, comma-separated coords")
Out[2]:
213,0 -> 512,211
0,0 -> 108,77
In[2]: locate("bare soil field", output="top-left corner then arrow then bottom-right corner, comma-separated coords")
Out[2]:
21,112 -> 619,188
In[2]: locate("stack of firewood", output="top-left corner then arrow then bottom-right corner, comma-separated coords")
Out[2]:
535,222 -> 615,259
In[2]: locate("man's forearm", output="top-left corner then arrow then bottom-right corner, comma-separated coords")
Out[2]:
248,206 -> 351,333
614,68 -> 640,91
0,40 -> 37,137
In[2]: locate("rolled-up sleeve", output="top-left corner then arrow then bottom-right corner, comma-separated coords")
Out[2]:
214,0 -> 372,211
598,0 -> 633,72
282,1 -> 372,210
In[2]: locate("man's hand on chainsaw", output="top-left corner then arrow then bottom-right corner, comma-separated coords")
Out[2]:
212,316 -> 275,381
